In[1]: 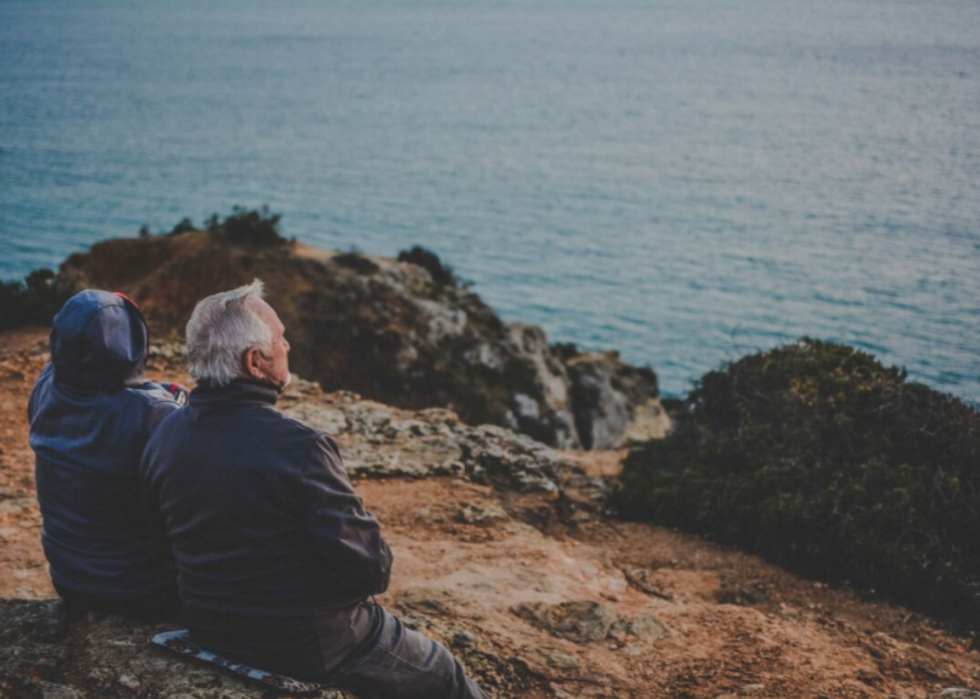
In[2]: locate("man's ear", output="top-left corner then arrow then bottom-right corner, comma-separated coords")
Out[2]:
243,347 -> 265,381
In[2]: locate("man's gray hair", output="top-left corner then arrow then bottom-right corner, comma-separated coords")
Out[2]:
186,280 -> 272,386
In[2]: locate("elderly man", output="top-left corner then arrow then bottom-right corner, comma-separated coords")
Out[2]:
141,281 -> 488,699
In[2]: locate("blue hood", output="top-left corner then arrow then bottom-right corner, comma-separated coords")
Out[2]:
50,290 -> 148,391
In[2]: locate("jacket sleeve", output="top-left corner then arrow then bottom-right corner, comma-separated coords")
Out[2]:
139,396 -> 181,545
300,433 -> 393,596
139,436 -> 169,548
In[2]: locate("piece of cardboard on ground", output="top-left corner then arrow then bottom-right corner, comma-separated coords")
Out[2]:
152,629 -> 326,696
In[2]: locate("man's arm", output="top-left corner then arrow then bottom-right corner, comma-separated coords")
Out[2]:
300,434 -> 393,596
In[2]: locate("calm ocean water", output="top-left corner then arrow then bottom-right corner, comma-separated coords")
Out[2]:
1,0 -> 978,402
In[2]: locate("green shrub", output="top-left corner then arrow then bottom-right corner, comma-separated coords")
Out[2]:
169,217 -> 196,236
615,338 -> 980,628
333,251 -> 380,275
206,205 -> 284,247
552,342 -> 582,362
0,269 -> 77,332
397,246 -> 459,287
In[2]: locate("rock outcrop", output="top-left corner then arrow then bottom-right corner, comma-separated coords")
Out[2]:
0,599 -> 355,699
564,350 -> 669,450
59,230 -> 668,449
278,377 -> 565,494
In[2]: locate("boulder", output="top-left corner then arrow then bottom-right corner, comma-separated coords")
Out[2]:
565,351 -> 670,450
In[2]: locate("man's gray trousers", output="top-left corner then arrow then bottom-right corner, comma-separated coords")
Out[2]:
324,603 -> 490,699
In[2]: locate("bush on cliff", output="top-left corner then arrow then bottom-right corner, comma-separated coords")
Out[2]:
168,217 -> 196,236
615,338 -> 980,628
333,250 -> 380,275
552,342 -> 582,362
0,269 -> 77,332
204,205 -> 285,247
398,246 -> 460,287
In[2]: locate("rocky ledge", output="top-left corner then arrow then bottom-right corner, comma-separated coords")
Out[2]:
0,598 -> 352,699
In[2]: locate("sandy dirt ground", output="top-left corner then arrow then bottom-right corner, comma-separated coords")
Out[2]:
2,327 -> 979,699
0,328 -> 55,600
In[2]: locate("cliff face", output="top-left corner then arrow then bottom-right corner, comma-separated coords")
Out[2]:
58,231 -> 669,449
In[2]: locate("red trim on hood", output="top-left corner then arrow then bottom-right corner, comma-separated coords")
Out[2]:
112,292 -> 141,309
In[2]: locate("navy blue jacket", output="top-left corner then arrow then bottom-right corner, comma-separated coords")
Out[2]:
28,290 -> 181,600
140,380 -> 392,677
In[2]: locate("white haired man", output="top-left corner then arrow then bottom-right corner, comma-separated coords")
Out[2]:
140,281 -> 489,699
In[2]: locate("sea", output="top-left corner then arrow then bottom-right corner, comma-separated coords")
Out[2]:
1,0 -> 978,403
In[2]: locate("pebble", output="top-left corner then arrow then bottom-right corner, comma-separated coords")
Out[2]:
38,683 -> 81,699
117,673 -> 141,689
547,652 -> 580,671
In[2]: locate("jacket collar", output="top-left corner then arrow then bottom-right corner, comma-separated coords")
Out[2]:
190,378 -> 280,408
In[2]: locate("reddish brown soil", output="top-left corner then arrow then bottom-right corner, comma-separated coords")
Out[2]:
0,327 -> 54,600
2,327 -> 978,699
